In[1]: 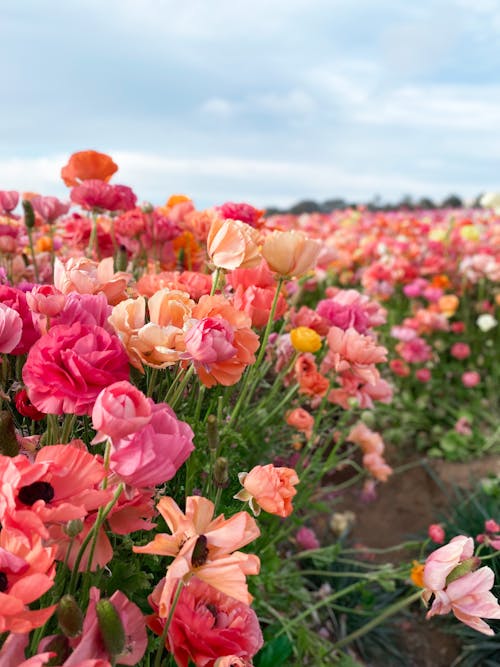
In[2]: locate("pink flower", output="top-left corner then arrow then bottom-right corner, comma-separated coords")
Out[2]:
462,371 -> 480,388
0,286 -> 40,354
64,587 -> 147,665
389,358 -> 410,377
184,317 -> 237,366
454,417 -> 472,436
0,303 -> 23,353
0,190 -> 19,213
70,180 -> 137,212
428,524 -> 445,544
235,464 -> 299,517
217,201 -> 265,228
22,323 -> 130,416
30,195 -> 70,222
451,342 -> 471,360
396,337 -> 433,364
26,285 -> 66,318
426,567 -> 500,635
416,368 -> 431,383
296,526 -> 320,550
423,536 -> 474,593
285,408 -> 314,439
485,519 -> 500,533
232,283 -> 287,328
91,381 -> 152,444
109,400 -> 194,487
322,326 -> 387,384
148,577 -> 263,667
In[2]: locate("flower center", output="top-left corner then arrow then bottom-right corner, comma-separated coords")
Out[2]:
191,534 -> 209,568
18,481 -> 55,505
0,572 -> 7,592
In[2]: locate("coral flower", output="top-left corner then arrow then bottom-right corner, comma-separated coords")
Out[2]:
207,217 -> 261,270
285,408 -> 314,439
54,257 -> 130,306
262,230 -> 320,277
0,526 -> 57,633
234,464 -> 299,517
148,577 -> 263,667
322,326 -> 387,384
61,150 -> 118,187
133,496 -> 260,615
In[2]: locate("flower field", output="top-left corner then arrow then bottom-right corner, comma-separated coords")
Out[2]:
0,150 -> 499,666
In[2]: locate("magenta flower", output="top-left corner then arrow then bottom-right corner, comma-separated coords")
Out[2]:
0,190 -> 19,213
184,317 -> 237,366
22,323 -> 130,416
30,195 -> 70,222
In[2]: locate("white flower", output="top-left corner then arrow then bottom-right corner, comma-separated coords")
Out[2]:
480,192 -> 500,213
476,313 -> 498,332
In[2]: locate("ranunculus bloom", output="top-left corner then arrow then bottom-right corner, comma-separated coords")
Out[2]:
30,195 -> 70,222
14,389 -> 45,421
26,285 -> 66,318
476,313 -> 498,332
389,358 -> 410,377
148,288 -> 195,329
207,217 -> 261,270
91,381 -> 152,444
322,326 -> 387,384
285,408 -> 314,439
0,286 -> 40,354
0,190 -> 19,213
262,230 -> 320,277
462,371 -> 480,388
232,283 -> 287,328
347,422 -> 392,482
22,323 -> 130,416
184,317 -> 237,365
295,526 -> 320,550
451,342 -> 471,360
61,150 -> 118,186
148,577 -> 264,667
54,257 -> 130,305
109,399 -> 194,487
217,201 -> 265,228
134,496 -> 260,615
235,464 -> 299,517
415,368 -> 431,383
423,535 -> 474,594
70,180 -> 136,212
0,527 -> 57,633
290,326 -> 322,353
0,302 -> 23,353
438,294 -> 459,318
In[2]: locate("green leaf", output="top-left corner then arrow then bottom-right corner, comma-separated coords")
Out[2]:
254,635 -> 293,667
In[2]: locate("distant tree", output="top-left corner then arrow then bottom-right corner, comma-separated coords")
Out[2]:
441,194 -> 463,208
289,200 -> 321,214
321,198 -> 348,212
398,195 -> 415,210
265,206 -> 282,216
416,197 -> 436,209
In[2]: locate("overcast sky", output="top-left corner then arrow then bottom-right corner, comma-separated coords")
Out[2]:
1,0 -> 499,208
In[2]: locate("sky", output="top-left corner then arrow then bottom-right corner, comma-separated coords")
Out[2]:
1,0 -> 500,209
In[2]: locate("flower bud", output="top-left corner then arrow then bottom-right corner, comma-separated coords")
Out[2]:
64,518 -> 84,538
214,457 -> 229,488
445,556 -> 481,586
96,599 -> 126,658
22,199 -> 36,229
206,414 -> 219,452
115,245 -> 128,272
0,411 -> 19,457
43,635 -> 71,664
57,595 -> 84,638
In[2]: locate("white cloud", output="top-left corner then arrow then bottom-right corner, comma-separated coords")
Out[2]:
199,97 -> 235,117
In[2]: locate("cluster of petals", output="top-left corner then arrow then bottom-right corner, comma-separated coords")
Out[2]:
133,496 -> 260,617
347,422 -> 393,482
423,536 -> 500,635
321,326 -> 387,385
54,257 -> 130,306
234,464 -> 299,517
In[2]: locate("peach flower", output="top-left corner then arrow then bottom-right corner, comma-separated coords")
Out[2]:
147,288 -> 194,328
321,326 -> 387,384
285,408 -> 314,439
234,464 -> 299,517
54,257 -> 130,306
262,230 -> 320,277
207,217 -> 261,270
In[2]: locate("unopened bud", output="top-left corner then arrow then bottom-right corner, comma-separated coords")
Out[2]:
43,635 -> 71,665
96,599 -> 126,658
206,415 -> 219,452
142,202 -> 154,213
57,595 -> 83,638
0,411 -> 19,457
22,199 -> 36,229
64,519 -> 84,538
114,245 -> 128,272
213,457 -> 229,488
445,557 -> 481,586
360,411 -> 375,427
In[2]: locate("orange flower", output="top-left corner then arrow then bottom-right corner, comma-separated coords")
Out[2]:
431,274 -> 451,290
234,464 -> 299,517
410,561 -> 425,587
207,217 -> 261,270
285,407 -> 314,439
166,194 -> 192,207
35,235 -> 52,253
148,288 -> 194,329
61,150 -> 118,186
133,496 -> 260,616
438,294 -> 459,318
262,230 -> 320,277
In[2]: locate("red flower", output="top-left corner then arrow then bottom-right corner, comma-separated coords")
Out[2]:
61,150 -> 118,187
14,389 -> 45,421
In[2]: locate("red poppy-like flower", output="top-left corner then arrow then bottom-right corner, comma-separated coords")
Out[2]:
61,150 -> 118,187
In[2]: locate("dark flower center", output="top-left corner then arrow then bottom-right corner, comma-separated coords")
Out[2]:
191,534 -> 209,568
0,572 -> 7,592
18,481 -> 55,505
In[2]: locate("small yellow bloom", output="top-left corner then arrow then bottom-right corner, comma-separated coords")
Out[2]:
460,225 -> 480,242
428,228 -> 447,242
410,561 -> 425,588
290,326 -> 322,353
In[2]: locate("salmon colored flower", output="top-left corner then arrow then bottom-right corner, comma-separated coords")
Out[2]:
148,576 -> 263,667
262,230 -> 320,277
428,524 -> 445,544
133,496 -> 260,615
147,288 -> 195,329
0,526 -> 57,633
207,217 -> 261,270
290,326 -> 322,353
285,408 -> 314,439
322,326 -> 387,384
234,464 -> 299,517
61,150 -> 118,187
347,423 -> 392,482
190,295 -> 259,387
294,353 -> 329,399
438,294 -> 459,318
54,257 -> 130,306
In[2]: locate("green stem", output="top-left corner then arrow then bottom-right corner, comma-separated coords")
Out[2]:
210,267 -> 222,295
167,366 -> 195,410
154,580 -> 184,667
26,226 -> 40,282
253,276 -> 284,370
330,589 -> 422,652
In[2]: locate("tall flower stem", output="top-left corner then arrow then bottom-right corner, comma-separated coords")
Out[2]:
210,267 -> 222,295
154,580 -> 184,667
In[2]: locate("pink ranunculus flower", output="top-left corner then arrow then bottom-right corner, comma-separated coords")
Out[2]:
285,408 -> 314,439
462,371 -> 480,388
415,368 -> 431,383
296,526 -> 320,550
184,317 -> 237,366
235,464 -> 299,517
26,285 -> 66,318
451,342 -> 471,360
0,190 -> 19,213
109,399 -> 194,487
0,303 -> 23,353
321,326 -> 387,384
428,524 -> 445,544
423,535 -> 474,594
426,567 -> 500,635
91,381 -> 152,444
22,323 -> 130,416
0,285 -> 40,354
30,195 -> 70,222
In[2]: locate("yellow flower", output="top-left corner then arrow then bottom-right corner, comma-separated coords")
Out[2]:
410,561 -> 425,588
428,228 -> 447,242
459,225 -> 480,242
290,327 -> 322,353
